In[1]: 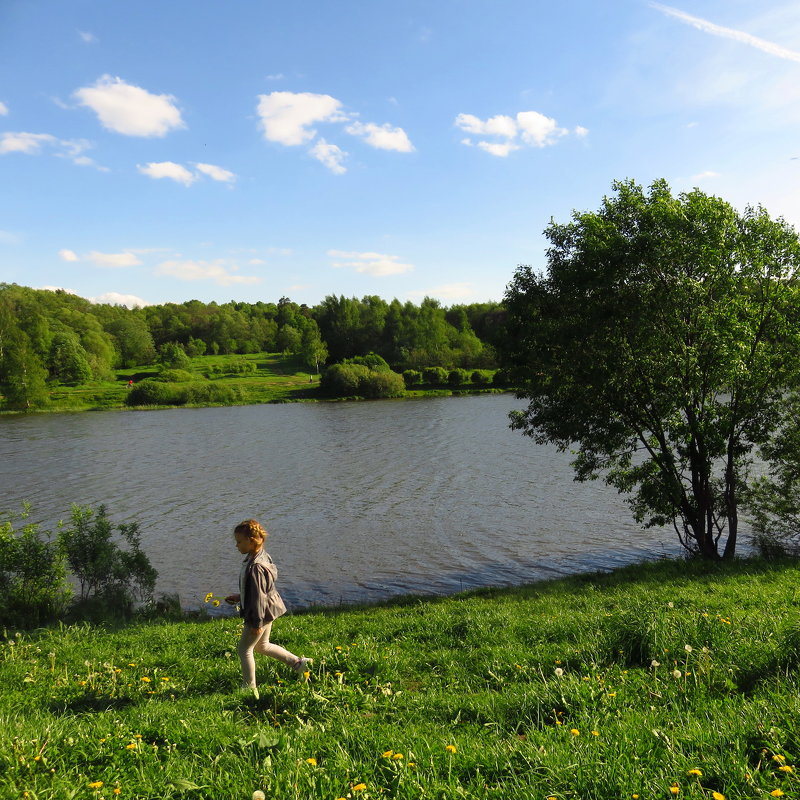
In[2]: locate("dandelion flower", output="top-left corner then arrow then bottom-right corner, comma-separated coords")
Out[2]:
126,743 -> 137,750
570,729 -> 580,736
113,790 -> 121,796
711,793 -> 725,800
554,668 -> 564,677
393,753 -> 404,759
773,755 -> 786,763
306,757 -> 317,766
353,783 -> 367,791
670,784 -> 680,795
204,592 -> 213,603
632,795 -> 639,799
779,765 -> 794,773
140,676 -> 151,683
446,745 -> 457,753
212,599 -> 220,607
381,750 -> 394,758
591,730 -> 599,736
687,769 -> 702,777
88,781 -> 103,789
770,791 -> 785,798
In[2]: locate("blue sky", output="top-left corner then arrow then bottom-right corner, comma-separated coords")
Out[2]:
2,0 -> 799,308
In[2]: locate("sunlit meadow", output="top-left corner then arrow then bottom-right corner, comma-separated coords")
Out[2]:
3,557 -> 800,799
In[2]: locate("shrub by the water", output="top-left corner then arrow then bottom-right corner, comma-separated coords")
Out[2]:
403,369 -> 422,387
423,366 -> 448,385
0,505 -> 70,628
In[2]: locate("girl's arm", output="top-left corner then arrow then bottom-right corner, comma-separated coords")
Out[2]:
224,593 -> 240,604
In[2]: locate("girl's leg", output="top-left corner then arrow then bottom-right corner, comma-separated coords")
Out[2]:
237,623 -> 301,688
237,625 -> 261,688
252,621 -> 300,666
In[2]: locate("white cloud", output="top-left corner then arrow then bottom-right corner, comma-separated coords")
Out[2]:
0,101 -> 8,116
194,162 -> 237,183
256,91 -> 347,146
0,132 -> 56,154
691,170 -> 721,179
454,113 -> 517,138
156,259 -> 262,286
651,3 -> 800,63
328,249 -> 414,276
58,249 -> 79,262
39,285 -> 77,294
138,161 -> 196,186
265,73 -> 285,81
345,121 -> 415,152
0,131 -> 100,169
477,141 -> 519,157
516,111 -> 568,147
87,251 -> 143,268
310,139 -> 347,174
456,110 -> 576,156
248,258 -> 266,265
90,292 -> 149,307
78,30 -> 97,43
74,75 -> 185,137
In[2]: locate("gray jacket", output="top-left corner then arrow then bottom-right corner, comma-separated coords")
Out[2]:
239,548 -> 287,628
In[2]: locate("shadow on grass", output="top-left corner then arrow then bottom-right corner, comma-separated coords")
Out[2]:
49,695 -> 138,715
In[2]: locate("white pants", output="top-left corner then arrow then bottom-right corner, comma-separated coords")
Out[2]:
237,622 -> 298,688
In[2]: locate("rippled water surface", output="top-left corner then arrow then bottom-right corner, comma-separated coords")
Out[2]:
0,396 -> 682,610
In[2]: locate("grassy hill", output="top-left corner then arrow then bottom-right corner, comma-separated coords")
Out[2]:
3,556 -> 800,799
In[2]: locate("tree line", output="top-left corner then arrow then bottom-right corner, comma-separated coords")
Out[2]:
0,284 -> 506,409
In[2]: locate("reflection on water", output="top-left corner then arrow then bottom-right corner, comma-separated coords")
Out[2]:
0,395 -> 682,611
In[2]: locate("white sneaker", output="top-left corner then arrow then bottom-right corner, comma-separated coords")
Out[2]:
293,657 -> 311,679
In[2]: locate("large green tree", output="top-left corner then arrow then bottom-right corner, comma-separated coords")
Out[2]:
502,179 -> 800,559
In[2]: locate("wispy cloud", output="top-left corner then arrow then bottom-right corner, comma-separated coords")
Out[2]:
137,161 -> 237,186
310,139 -> 347,174
651,4 -> 800,63
0,131 -> 104,168
58,249 -> 79,262
0,101 -> 8,116
156,259 -> 262,286
408,282 -> 476,301
328,250 -> 414,276
345,121 -> 415,152
87,251 -> 143,268
78,30 -> 97,44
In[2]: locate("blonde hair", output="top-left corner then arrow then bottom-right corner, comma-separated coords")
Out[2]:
234,519 -> 267,543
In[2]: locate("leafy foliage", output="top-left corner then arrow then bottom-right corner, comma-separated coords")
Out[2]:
502,179 -> 800,559
58,505 -> 157,614
0,505 -> 70,627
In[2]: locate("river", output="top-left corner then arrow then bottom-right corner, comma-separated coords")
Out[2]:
0,394 -> 684,612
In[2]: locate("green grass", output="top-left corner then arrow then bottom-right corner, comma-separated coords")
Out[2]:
20,353 -> 505,413
4,557 -> 800,799
39,353 -> 321,412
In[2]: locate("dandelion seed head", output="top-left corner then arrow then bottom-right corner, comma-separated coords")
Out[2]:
554,667 -> 564,677
252,792 -> 266,800
684,645 -> 693,653
672,669 -> 682,679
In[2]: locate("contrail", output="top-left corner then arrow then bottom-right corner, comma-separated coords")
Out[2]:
651,3 -> 800,64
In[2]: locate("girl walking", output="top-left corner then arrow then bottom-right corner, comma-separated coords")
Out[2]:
224,519 -> 309,694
